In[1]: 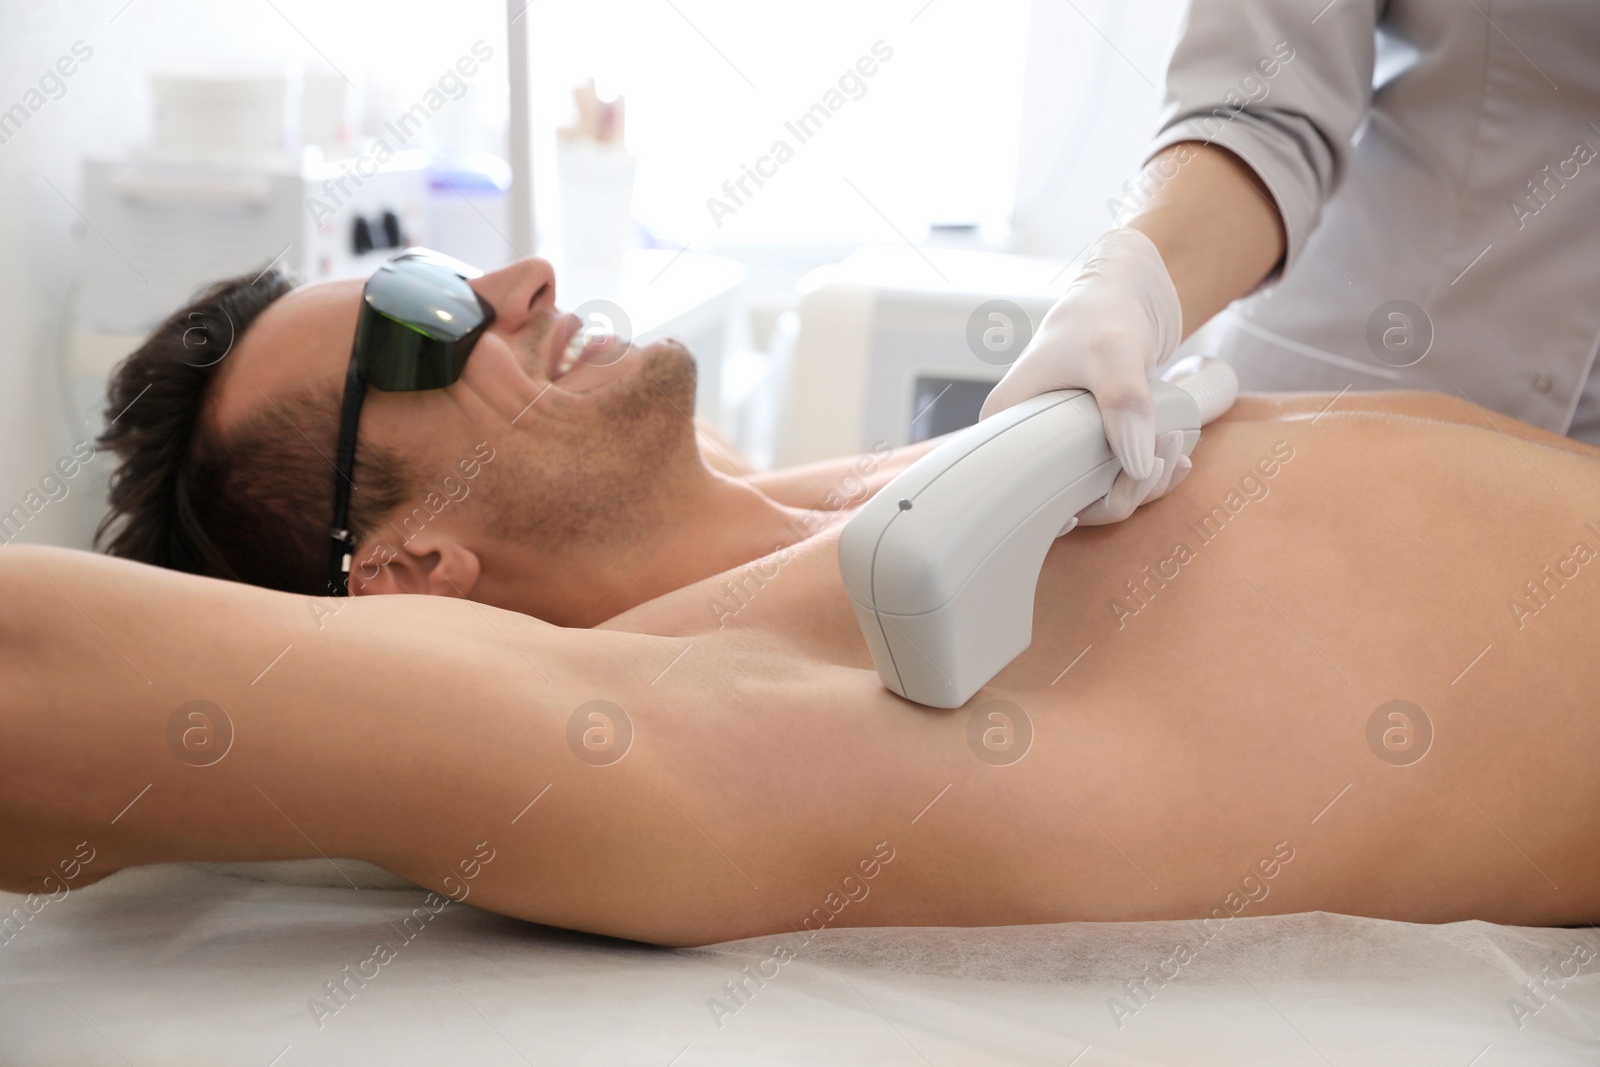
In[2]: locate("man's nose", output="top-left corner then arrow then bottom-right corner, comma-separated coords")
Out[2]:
470,257 -> 556,333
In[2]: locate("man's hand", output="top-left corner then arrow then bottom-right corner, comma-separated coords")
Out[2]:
980,227 -> 1186,525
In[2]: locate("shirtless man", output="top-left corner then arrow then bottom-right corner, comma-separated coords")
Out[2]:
6,384 -> 1599,946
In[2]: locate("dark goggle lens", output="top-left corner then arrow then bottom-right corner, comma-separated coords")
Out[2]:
354,250 -> 494,391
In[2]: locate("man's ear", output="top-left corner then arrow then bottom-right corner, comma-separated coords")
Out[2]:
348,532 -> 481,599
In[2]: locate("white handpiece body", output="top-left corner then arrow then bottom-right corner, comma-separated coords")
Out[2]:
838,363 -> 1238,708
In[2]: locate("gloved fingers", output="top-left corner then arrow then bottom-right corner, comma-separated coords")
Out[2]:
980,225 -> 1181,435
1140,431 -> 1189,505
984,339 -> 1159,480
979,373 -> 1026,422
1074,431 -> 1186,526
978,337 -> 1051,421
1088,358 -> 1158,482
1098,404 -> 1157,484
1075,455 -> 1167,526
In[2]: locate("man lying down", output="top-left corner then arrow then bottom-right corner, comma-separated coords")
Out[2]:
3,256 -> 1597,948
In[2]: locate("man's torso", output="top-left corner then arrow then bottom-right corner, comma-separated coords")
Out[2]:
589,395 -> 1600,941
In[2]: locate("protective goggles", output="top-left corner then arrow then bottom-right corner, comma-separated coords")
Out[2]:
328,248 -> 495,596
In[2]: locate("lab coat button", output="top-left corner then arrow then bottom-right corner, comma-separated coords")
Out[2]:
1532,371 -> 1554,395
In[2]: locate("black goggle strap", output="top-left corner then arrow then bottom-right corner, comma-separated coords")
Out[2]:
328,356 -> 368,597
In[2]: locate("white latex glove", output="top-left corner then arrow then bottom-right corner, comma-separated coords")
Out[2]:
980,227 -> 1186,526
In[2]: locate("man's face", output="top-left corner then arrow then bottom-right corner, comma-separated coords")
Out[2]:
209,255 -> 701,597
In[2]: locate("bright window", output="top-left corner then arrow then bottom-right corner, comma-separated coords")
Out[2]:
529,0 -> 1031,247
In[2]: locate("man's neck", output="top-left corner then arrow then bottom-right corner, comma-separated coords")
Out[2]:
610,470 -> 818,614
487,468 -> 821,627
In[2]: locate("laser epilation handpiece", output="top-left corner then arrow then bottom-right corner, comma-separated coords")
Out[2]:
839,359 -> 1240,709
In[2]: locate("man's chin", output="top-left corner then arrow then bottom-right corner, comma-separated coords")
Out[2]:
584,335 -> 698,426
618,337 -> 696,402
647,336 -> 697,384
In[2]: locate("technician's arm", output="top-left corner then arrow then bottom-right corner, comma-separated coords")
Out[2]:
983,0 -> 1382,520
1123,141 -> 1283,344
1146,0 -> 1381,288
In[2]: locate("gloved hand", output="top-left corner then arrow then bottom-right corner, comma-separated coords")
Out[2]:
980,227 -> 1186,526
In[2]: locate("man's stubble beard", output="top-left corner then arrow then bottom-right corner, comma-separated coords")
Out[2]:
483,339 -> 701,552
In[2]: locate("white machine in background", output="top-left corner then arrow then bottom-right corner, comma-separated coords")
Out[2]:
65,66 -> 519,437
69,64 -> 433,433
66,153 -> 432,426
59,149 -> 438,552
771,244 -> 1073,467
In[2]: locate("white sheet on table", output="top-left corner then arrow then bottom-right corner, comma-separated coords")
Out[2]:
2,863 -> 1596,1066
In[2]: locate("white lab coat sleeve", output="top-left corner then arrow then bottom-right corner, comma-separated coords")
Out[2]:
1143,0 -> 1382,283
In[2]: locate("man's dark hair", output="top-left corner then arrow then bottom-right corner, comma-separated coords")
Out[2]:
96,267 -> 411,595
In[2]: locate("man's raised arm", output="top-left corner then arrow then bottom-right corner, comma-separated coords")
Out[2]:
0,546 -> 760,944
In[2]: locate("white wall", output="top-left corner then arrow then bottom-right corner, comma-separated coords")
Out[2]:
1,2 -> 244,548
1009,0 -> 1186,259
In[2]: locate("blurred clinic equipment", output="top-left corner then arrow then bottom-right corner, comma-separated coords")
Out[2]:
554,78 -> 637,278
65,63 -> 490,427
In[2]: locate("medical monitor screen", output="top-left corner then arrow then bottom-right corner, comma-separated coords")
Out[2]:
909,376 -> 996,443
